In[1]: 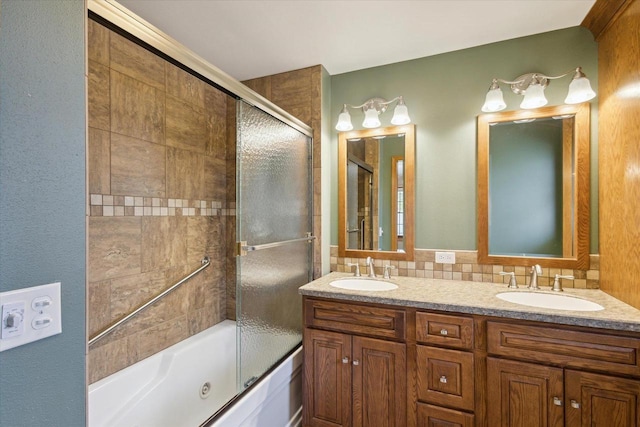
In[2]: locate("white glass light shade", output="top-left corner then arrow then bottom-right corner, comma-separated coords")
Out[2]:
362,107 -> 381,128
520,83 -> 548,109
390,103 -> 411,125
481,87 -> 506,112
335,109 -> 353,131
564,76 -> 596,104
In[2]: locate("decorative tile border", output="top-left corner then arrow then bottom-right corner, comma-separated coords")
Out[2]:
330,246 -> 600,289
89,193 -> 236,217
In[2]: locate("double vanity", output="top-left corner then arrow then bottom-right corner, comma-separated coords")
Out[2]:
299,272 -> 640,427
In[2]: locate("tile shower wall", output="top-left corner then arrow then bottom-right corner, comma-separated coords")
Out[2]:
87,20 -> 233,383
331,246 -> 600,289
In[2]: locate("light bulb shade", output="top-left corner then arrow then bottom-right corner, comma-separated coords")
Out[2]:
520,83 -> 548,109
481,87 -> 506,112
362,107 -> 381,128
564,76 -> 596,104
335,109 -> 353,131
390,103 -> 411,125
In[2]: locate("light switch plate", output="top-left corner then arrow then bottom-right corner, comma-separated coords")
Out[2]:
0,282 -> 62,352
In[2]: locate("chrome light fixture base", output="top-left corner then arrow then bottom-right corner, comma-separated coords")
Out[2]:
510,73 -> 549,95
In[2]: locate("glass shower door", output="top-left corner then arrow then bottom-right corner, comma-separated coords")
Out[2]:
236,100 -> 313,390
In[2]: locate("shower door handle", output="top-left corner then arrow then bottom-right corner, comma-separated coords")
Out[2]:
237,233 -> 316,256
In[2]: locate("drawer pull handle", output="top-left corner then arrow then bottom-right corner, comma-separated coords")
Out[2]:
342,357 -> 349,364
570,400 -> 581,409
553,397 -> 562,406
439,375 -> 448,384
353,360 -> 359,366
440,329 -> 448,336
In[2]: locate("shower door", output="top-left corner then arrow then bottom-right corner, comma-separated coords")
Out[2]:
236,100 -> 313,390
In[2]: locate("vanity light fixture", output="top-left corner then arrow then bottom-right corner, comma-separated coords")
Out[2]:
481,67 -> 596,113
336,96 -> 411,131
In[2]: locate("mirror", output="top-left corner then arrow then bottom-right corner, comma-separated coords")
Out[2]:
339,125 -> 415,261
477,103 -> 590,269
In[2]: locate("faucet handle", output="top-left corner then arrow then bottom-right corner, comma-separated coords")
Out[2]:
499,271 -> 518,289
346,262 -> 361,277
552,274 -> 574,292
383,265 -> 396,279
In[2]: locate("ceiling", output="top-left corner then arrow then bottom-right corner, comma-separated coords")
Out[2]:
115,0 -> 595,82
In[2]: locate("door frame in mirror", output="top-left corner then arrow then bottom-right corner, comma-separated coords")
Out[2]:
338,124 -> 415,261
477,103 -> 590,269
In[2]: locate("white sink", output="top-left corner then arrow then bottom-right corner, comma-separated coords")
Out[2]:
496,291 -> 604,312
330,278 -> 398,291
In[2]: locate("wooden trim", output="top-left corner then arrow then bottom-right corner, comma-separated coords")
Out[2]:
338,124 -> 415,261
562,118 -> 574,257
581,0 -> 634,40
477,103 -> 590,269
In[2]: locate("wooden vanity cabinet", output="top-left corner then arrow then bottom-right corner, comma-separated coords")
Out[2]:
487,321 -> 640,427
303,298 -> 407,427
415,312 -> 477,426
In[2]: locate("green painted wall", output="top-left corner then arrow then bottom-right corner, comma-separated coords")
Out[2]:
330,26 -> 598,252
0,1 -> 87,426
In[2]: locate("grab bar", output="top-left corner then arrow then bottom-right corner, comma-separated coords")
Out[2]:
88,256 -> 211,347
237,233 -> 315,256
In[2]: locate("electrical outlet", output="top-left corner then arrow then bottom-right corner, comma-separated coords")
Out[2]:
435,251 -> 456,264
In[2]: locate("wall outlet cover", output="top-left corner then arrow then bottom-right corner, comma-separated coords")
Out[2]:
435,251 -> 456,264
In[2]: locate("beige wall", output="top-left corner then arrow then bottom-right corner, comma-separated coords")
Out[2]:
87,20 -> 232,383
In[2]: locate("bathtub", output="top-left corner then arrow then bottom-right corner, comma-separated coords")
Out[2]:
88,320 -> 303,427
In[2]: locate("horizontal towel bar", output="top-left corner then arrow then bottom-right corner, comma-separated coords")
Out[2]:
238,234 -> 315,256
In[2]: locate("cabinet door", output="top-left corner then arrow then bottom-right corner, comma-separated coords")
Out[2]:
565,370 -> 640,427
304,329 -> 352,427
352,336 -> 406,427
417,403 -> 474,427
487,357 -> 564,427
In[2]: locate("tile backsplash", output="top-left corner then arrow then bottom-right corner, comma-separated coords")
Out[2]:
330,246 -> 600,289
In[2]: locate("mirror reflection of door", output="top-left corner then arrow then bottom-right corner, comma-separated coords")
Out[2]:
346,155 -> 374,250
391,157 -> 404,252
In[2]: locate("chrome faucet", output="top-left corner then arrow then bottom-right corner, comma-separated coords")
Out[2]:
366,256 -> 377,278
346,262 -> 361,277
528,264 -> 543,290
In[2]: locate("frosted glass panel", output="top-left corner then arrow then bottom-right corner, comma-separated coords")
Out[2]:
236,100 -> 312,389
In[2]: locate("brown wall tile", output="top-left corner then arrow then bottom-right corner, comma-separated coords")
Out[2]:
111,133 -> 166,197
109,271 -> 166,320
166,63 -> 205,109
166,94 -> 208,153
88,19 -> 110,66
204,156 -> 226,201
166,147 -> 204,199
141,216 -> 188,273
88,127 -> 111,195
110,32 -> 165,91
187,216 -> 223,262
88,279 -> 111,336
88,336 -> 130,384
205,85 -> 228,158
88,217 -> 142,282
88,60 -> 110,131
111,70 -> 165,144
132,316 -> 189,361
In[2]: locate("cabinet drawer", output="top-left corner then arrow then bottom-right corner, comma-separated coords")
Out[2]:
487,321 -> 640,376
304,298 -> 406,340
417,403 -> 474,427
416,312 -> 473,349
416,346 -> 474,411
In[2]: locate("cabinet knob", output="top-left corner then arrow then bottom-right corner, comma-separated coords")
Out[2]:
342,357 -> 349,364
439,375 -> 448,384
553,397 -> 562,406
570,400 -> 581,409
352,360 -> 359,366
440,329 -> 448,336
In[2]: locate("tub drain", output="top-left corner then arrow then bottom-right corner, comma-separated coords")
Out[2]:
200,382 -> 212,399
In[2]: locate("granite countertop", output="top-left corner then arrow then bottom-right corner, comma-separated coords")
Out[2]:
299,272 -> 640,332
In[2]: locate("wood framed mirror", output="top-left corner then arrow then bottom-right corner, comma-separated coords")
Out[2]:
477,103 -> 590,269
338,125 -> 415,261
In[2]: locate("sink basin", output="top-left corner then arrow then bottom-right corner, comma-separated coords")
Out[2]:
496,291 -> 604,312
330,278 -> 398,291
